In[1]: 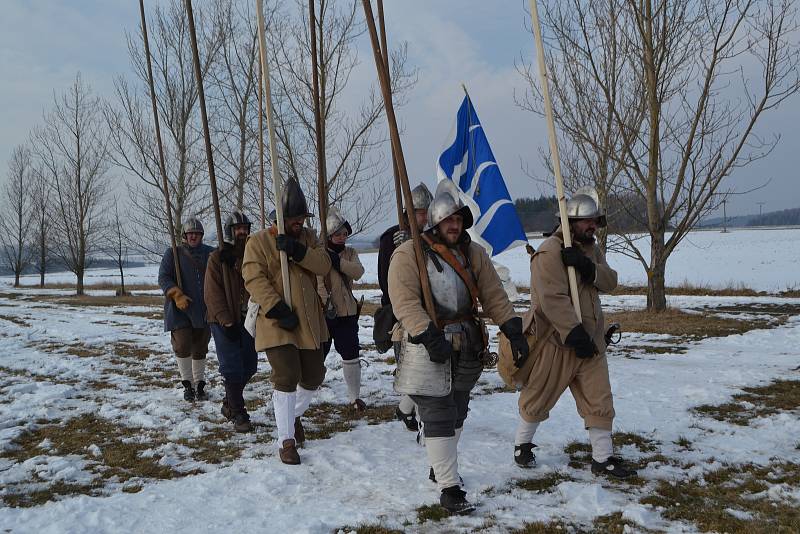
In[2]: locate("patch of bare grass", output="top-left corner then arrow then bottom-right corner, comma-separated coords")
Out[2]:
303,402 -> 397,440
511,520 -> 572,534
694,379 -> 800,425
0,314 -> 30,327
20,282 -> 159,291
515,471 -> 574,493
606,308 -> 774,339
640,462 -> 800,532
337,524 -> 404,534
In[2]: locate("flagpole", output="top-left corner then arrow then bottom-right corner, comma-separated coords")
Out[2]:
256,0 -> 292,308
258,53 -> 266,230
362,0 -> 437,325
528,0 -> 582,320
138,0 -> 181,290
309,0 -> 328,240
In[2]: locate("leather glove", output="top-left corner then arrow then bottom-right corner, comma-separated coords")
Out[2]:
327,250 -> 341,272
223,324 -> 241,341
500,317 -> 529,368
166,286 -> 192,311
408,322 -> 453,364
220,243 -> 237,267
392,229 -> 408,247
276,234 -> 307,262
561,246 -> 596,283
564,324 -> 597,359
266,301 -> 299,331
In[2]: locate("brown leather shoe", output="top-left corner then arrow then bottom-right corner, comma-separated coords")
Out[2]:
352,398 -> 367,412
279,439 -> 301,465
294,417 -> 305,445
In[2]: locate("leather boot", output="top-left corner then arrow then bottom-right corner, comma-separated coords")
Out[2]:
279,439 -> 301,465
181,380 -> 195,402
294,417 -> 305,445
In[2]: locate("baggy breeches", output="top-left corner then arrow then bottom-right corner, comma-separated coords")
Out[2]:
518,339 -> 615,430
171,327 -> 211,360
266,344 -> 326,393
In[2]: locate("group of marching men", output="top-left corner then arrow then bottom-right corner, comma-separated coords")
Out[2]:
158,177 -> 635,514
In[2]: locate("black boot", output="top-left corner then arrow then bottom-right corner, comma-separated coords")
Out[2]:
514,443 -> 537,468
181,380 -> 195,402
233,413 -> 252,433
591,456 -> 637,479
195,380 -> 208,401
221,397 -> 234,421
439,486 -> 475,514
395,407 -> 419,431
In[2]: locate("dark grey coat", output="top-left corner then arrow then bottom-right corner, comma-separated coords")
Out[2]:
158,243 -> 214,332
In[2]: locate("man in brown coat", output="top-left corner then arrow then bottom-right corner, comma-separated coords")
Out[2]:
204,211 -> 257,433
242,179 -> 333,465
514,190 -> 635,479
317,208 -> 367,410
388,180 -> 528,514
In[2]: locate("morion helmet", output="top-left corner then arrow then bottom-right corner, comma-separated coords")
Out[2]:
426,180 -> 474,231
224,210 -> 252,243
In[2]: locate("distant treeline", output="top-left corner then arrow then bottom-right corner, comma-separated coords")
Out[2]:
514,194 -> 657,233
747,207 -> 800,227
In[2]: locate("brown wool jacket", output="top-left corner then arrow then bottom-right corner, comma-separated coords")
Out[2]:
388,237 -> 516,338
242,227 -> 332,351
204,248 -> 249,326
317,246 -> 365,318
530,230 -> 617,353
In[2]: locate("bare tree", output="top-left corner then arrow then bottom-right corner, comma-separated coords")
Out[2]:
33,73 -> 111,295
0,144 -> 34,287
105,0 -> 220,253
267,0 -> 416,234
104,197 -> 130,296
521,0 -> 800,310
29,161 -> 52,287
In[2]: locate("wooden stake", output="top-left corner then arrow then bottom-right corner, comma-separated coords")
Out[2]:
362,0 -> 437,325
377,0 -> 405,231
184,0 -> 225,250
528,0 -> 582,321
138,0 -> 182,289
309,0 -> 328,239
256,0 -> 292,307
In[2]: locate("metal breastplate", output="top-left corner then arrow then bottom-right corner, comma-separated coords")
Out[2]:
426,249 -> 472,321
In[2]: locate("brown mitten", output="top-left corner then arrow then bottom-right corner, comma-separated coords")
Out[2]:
166,286 -> 192,311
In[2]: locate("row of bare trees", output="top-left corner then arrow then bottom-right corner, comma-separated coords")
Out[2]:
519,0 -> 800,310
1,0 -> 412,292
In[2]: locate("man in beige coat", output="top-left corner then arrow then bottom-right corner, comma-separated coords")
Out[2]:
242,179 -> 333,465
514,190 -> 635,479
317,208 -> 367,410
388,180 -> 528,513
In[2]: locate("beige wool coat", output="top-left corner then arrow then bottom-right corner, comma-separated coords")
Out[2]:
317,246 -> 365,318
242,227 -> 332,351
388,237 -> 516,338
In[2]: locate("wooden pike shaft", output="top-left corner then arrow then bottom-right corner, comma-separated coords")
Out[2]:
258,57 -> 266,230
377,0 -> 405,231
184,0 -> 225,250
309,0 -> 328,239
255,0 -> 292,308
362,0 -> 437,325
528,0 -> 582,321
139,0 -> 182,289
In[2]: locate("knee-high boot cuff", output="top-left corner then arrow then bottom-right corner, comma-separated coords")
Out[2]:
588,427 -> 613,463
341,359 -> 362,403
425,435 -> 460,491
176,356 -> 193,381
514,419 -> 540,446
294,386 -> 316,418
273,390 -> 297,443
191,358 -> 206,384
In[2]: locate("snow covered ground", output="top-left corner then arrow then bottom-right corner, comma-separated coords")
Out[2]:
0,228 -> 799,533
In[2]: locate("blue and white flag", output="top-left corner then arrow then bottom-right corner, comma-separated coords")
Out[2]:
436,94 -> 527,256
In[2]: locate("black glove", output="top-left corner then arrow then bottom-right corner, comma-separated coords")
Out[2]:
276,234 -> 307,262
500,317 -> 529,368
564,324 -> 597,359
266,301 -> 299,331
223,324 -> 241,341
392,229 -> 408,247
220,243 -> 237,267
561,246 -> 596,283
327,249 -> 341,272
408,322 -> 453,364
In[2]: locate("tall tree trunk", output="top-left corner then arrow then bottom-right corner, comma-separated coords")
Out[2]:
76,268 -> 85,296
14,272 -> 20,287
647,231 -> 667,311
119,264 -> 126,296
39,233 -> 46,288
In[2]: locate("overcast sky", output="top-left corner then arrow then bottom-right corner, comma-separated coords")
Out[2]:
2,0 -> 798,231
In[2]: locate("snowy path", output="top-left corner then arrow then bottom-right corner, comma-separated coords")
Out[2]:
0,290 -> 799,533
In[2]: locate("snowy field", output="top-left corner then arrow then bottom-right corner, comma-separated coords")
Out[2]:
0,227 -> 798,533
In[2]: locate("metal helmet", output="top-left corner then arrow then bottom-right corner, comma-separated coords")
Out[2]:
325,206 -> 352,237
559,186 -> 607,227
410,183 -> 433,210
426,180 -> 474,231
182,217 -> 204,236
224,210 -> 252,242
281,178 -> 314,219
